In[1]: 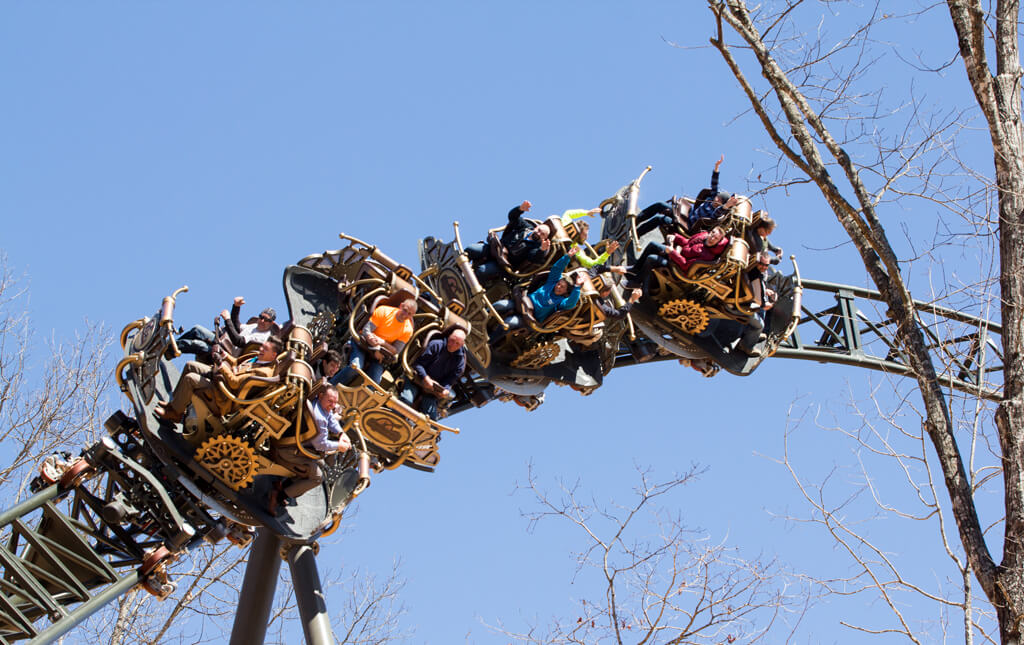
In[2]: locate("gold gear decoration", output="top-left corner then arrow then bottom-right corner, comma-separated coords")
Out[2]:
510,342 -> 560,369
658,299 -> 709,334
195,436 -> 258,491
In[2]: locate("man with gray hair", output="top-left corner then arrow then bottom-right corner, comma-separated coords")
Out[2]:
398,327 -> 467,420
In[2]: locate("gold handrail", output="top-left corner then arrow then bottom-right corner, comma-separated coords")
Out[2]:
215,381 -> 289,406
115,354 -> 142,390
119,319 -> 145,351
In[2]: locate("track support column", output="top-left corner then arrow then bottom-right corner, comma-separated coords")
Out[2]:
230,529 -> 283,645
287,544 -> 334,645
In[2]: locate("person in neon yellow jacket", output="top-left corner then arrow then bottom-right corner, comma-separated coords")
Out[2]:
560,207 -> 623,269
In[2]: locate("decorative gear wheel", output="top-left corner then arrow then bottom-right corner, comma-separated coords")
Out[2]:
195,436 -> 258,491
658,299 -> 709,334
510,342 -> 560,369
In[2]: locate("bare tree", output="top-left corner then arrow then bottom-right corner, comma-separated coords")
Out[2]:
703,1 -> 1024,642
0,255 -> 111,490
488,465 -> 811,644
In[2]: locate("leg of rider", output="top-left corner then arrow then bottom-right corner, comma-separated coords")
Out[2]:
331,340 -> 365,385
638,202 -> 672,221
636,214 -> 674,237
419,394 -> 440,421
364,357 -> 386,384
474,261 -> 502,283
738,313 -> 764,353
166,365 -> 213,416
277,448 -> 323,499
176,325 -> 217,355
464,242 -> 491,264
639,256 -> 668,294
629,242 -> 666,277
398,380 -> 419,407
490,299 -> 514,316
489,314 -> 523,344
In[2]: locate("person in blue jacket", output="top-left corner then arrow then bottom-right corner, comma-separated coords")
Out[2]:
490,249 -> 584,341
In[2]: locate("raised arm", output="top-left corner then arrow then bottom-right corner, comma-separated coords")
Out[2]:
544,254 -> 573,289
222,297 -> 247,347
507,200 -> 532,225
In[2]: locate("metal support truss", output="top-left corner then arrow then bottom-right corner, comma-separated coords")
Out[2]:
0,418 -> 218,645
773,280 -> 1002,400
614,279 -> 1002,399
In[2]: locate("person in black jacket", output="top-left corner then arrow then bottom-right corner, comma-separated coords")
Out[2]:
465,201 -> 552,281
398,327 -> 467,420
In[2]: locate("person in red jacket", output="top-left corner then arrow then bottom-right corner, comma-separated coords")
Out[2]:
665,227 -> 730,272
625,227 -> 730,290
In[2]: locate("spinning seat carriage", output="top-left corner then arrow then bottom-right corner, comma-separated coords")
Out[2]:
495,267 -> 607,369
598,167 -> 802,374
299,234 -> 466,472
643,199 -> 758,335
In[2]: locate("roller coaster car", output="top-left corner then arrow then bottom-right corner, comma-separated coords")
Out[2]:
298,236 -> 475,471
599,169 -> 803,376
117,293 -> 369,543
419,232 -> 610,399
490,267 -> 605,370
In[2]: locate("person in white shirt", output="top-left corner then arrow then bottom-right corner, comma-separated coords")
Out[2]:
268,387 -> 351,513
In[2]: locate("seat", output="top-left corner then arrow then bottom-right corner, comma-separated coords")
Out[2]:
344,275 -> 420,372
665,237 -> 755,317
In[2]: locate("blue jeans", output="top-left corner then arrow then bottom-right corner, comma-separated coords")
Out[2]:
331,340 -> 385,385
177,325 -> 217,355
399,381 -> 440,420
464,242 -> 490,263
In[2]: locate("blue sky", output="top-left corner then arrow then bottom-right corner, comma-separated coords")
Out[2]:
2,3 -> 997,643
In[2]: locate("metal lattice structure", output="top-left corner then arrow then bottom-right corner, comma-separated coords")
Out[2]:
613,279 -> 1003,400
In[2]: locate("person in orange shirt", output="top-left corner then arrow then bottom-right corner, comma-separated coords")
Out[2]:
332,299 -> 417,385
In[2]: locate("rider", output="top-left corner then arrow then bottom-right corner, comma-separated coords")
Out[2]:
490,249 -> 585,341
268,386 -> 352,514
332,299 -> 417,386
156,336 -> 284,423
399,326 -> 467,421
175,297 -> 277,358
466,200 -> 553,281
688,155 -> 740,229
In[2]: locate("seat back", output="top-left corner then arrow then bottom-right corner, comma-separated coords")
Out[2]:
512,286 -> 538,326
